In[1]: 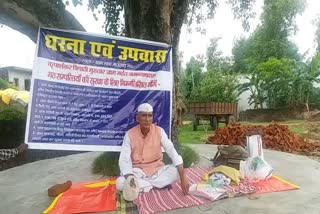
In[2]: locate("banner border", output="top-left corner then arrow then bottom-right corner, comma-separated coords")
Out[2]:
41,27 -> 171,48
25,27 -> 173,150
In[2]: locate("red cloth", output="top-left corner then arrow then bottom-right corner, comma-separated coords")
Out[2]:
44,178 -> 117,214
134,167 -> 212,214
134,167 -> 299,214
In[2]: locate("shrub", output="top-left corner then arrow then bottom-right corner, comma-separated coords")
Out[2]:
0,108 -> 26,120
180,145 -> 200,167
0,78 -> 17,90
91,152 -> 120,176
92,145 -> 200,176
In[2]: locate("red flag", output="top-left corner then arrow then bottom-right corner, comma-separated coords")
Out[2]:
44,178 -> 117,214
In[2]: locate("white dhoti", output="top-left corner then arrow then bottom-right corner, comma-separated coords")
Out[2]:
116,165 -> 179,192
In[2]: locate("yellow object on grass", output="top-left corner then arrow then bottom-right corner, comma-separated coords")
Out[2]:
0,88 -> 30,105
15,91 -> 30,104
1,88 -> 17,104
206,165 -> 241,185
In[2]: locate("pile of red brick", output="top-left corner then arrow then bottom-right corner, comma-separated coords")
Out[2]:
207,122 -> 320,154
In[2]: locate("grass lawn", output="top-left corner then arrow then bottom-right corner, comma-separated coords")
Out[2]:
241,120 -> 308,134
289,127 -> 306,134
178,123 -> 225,144
240,119 -> 305,126
178,124 -> 211,144
178,120 -> 308,144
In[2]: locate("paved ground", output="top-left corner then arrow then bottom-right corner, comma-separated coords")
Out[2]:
0,144 -> 320,214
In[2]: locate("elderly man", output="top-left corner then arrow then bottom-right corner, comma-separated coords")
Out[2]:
116,103 -> 189,196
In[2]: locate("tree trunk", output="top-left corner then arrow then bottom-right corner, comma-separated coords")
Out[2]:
306,93 -> 310,112
124,0 -> 188,143
0,0 -> 189,143
0,0 -> 85,42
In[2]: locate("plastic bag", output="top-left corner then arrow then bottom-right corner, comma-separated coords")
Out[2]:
246,135 -> 264,159
240,156 -> 273,182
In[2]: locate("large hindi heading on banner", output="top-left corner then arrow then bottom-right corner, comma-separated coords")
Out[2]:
25,28 -> 172,151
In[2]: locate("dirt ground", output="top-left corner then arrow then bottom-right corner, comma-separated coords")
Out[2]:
285,121 -> 320,142
246,120 -> 320,161
303,123 -> 320,139
299,122 -> 320,161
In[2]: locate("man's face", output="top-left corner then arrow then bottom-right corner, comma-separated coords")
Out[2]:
136,112 -> 153,129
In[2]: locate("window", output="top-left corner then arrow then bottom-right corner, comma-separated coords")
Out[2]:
25,79 -> 31,91
14,78 -> 19,87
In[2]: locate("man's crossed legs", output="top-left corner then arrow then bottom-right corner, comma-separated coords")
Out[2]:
116,165 -> 179,192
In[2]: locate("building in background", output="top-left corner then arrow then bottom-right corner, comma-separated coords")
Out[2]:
0,66 -> 32,91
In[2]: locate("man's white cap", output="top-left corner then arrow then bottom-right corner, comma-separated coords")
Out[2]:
137,103 -> 153,112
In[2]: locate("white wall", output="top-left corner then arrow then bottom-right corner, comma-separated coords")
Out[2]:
237,75 -> 254,111
8,69 -> 31,90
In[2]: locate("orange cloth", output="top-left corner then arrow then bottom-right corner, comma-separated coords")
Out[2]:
43,178 -> 117,214
128,124 -> 164,176
254,175 -> 300,194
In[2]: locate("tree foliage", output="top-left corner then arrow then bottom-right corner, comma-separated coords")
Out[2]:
87,0 -> 124,35
237,52 -> 320,109
180,57 -> 204,101
3,0 -> 318,129
231,0 -> 318,109
180,38 -> 238,104
294,52 -> 320,107
71,0 -> 256,37
256,57 -> 295,108
0,78 -> 17,90
190,71 -> 238,102
232,0 -> 304,74
206,37 -> 232,73
314,16 -> 320,51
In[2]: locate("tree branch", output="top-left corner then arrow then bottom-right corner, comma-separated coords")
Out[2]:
0,0 -> 85,43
